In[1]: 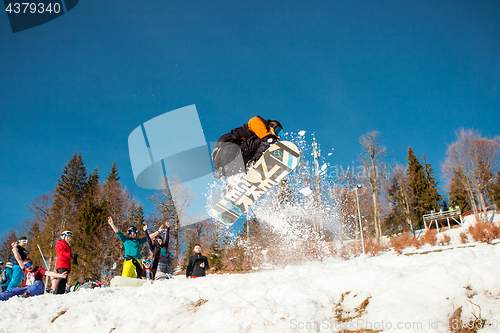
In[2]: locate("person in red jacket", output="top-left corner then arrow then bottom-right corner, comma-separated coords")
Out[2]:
212,116 -> 284,179
54,231 -> 77,294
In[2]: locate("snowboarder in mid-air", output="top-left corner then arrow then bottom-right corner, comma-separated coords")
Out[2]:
212,116 -> 284,179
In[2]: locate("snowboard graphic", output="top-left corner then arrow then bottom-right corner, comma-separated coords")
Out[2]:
208,141 -> 300,225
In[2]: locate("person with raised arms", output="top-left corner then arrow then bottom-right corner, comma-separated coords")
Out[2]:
0,242 -> 66,301
108,216 -> 147,278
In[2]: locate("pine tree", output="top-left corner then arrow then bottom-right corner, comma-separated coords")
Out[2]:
491,171 -> 500,210
55,151 -> 88,205
74,198 -> 109,280
107,162 -> 120,183
448,170 -> 470,213
86,167 -> 100,199
385,165 -> 413,234
207,240 -> 224,271
422,155 -> 442,212
406,147 -> 428,228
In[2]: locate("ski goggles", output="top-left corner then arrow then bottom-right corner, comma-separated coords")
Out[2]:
19,240 -> 28,246
142,259 -> 151,265
24,261 -> 33,269
272,125 -> 284,138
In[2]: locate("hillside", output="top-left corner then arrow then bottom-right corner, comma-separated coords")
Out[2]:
1,216 -> 499,333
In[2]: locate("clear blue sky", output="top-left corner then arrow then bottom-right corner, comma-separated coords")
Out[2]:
1,0 -> 499,238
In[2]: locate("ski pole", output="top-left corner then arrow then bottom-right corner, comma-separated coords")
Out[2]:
37,244 -> 49,270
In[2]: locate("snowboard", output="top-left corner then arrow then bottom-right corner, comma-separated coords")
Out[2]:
208,141 -> 300,225
110,276 -> 149,287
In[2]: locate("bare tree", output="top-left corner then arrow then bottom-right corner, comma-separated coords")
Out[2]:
336,170 -> 361,240
386,164 -> 414,233
149,176 -> 195,263
443,128 -> 500,223
359,131 -> 387,240
0,230 -> 18,263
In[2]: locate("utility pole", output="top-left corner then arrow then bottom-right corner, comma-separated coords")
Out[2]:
312,134 -> 324,235
354,184 -> 365,254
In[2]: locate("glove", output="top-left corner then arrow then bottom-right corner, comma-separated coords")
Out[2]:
262,134 -> 278,145
71,253 -> 78,265
252,135 -> 279,162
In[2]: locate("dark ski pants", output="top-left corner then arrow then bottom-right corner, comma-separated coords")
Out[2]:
54,268 -> 70,294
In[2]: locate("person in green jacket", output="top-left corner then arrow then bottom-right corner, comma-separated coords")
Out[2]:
108,216 -> 147,278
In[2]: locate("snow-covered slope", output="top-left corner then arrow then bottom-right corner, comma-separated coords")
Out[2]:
1,238 -> 500,333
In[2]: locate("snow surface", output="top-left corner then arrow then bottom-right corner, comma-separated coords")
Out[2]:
2,218 -> 500,333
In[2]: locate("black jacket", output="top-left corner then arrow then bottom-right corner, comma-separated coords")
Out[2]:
216,116 -> 272,164
186,253 -> 209,278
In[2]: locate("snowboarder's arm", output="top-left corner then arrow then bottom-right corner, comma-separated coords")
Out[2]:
144,228 -> 155,252
11,242 -> 24,267
108,217 -> 119,233
248,116 -> 272,139
45,270 -> 67,279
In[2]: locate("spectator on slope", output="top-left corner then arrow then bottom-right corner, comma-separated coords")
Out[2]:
186,244 -> 209,279
108,216 -> 147,278
139,258 -> 152,281
1,262 -> 13,292
143,223 -> 173,281
212,116 -> 284,178
54,231 -> 77,294
6,236 -> 29,290
0,242 -> 66,301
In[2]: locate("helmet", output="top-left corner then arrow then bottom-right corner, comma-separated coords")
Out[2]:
269,120 -> 284,138
6,262 -> 13,268
127,226 -> 138,234
0,261 -> 3,266
61,231 -> 73,238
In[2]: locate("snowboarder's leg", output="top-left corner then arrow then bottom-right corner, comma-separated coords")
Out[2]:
212,142 -> 245,178
6,265 -> 23,291
122,260 -> 138,278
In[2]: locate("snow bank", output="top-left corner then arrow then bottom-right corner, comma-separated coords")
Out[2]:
1,242 -> 500,333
